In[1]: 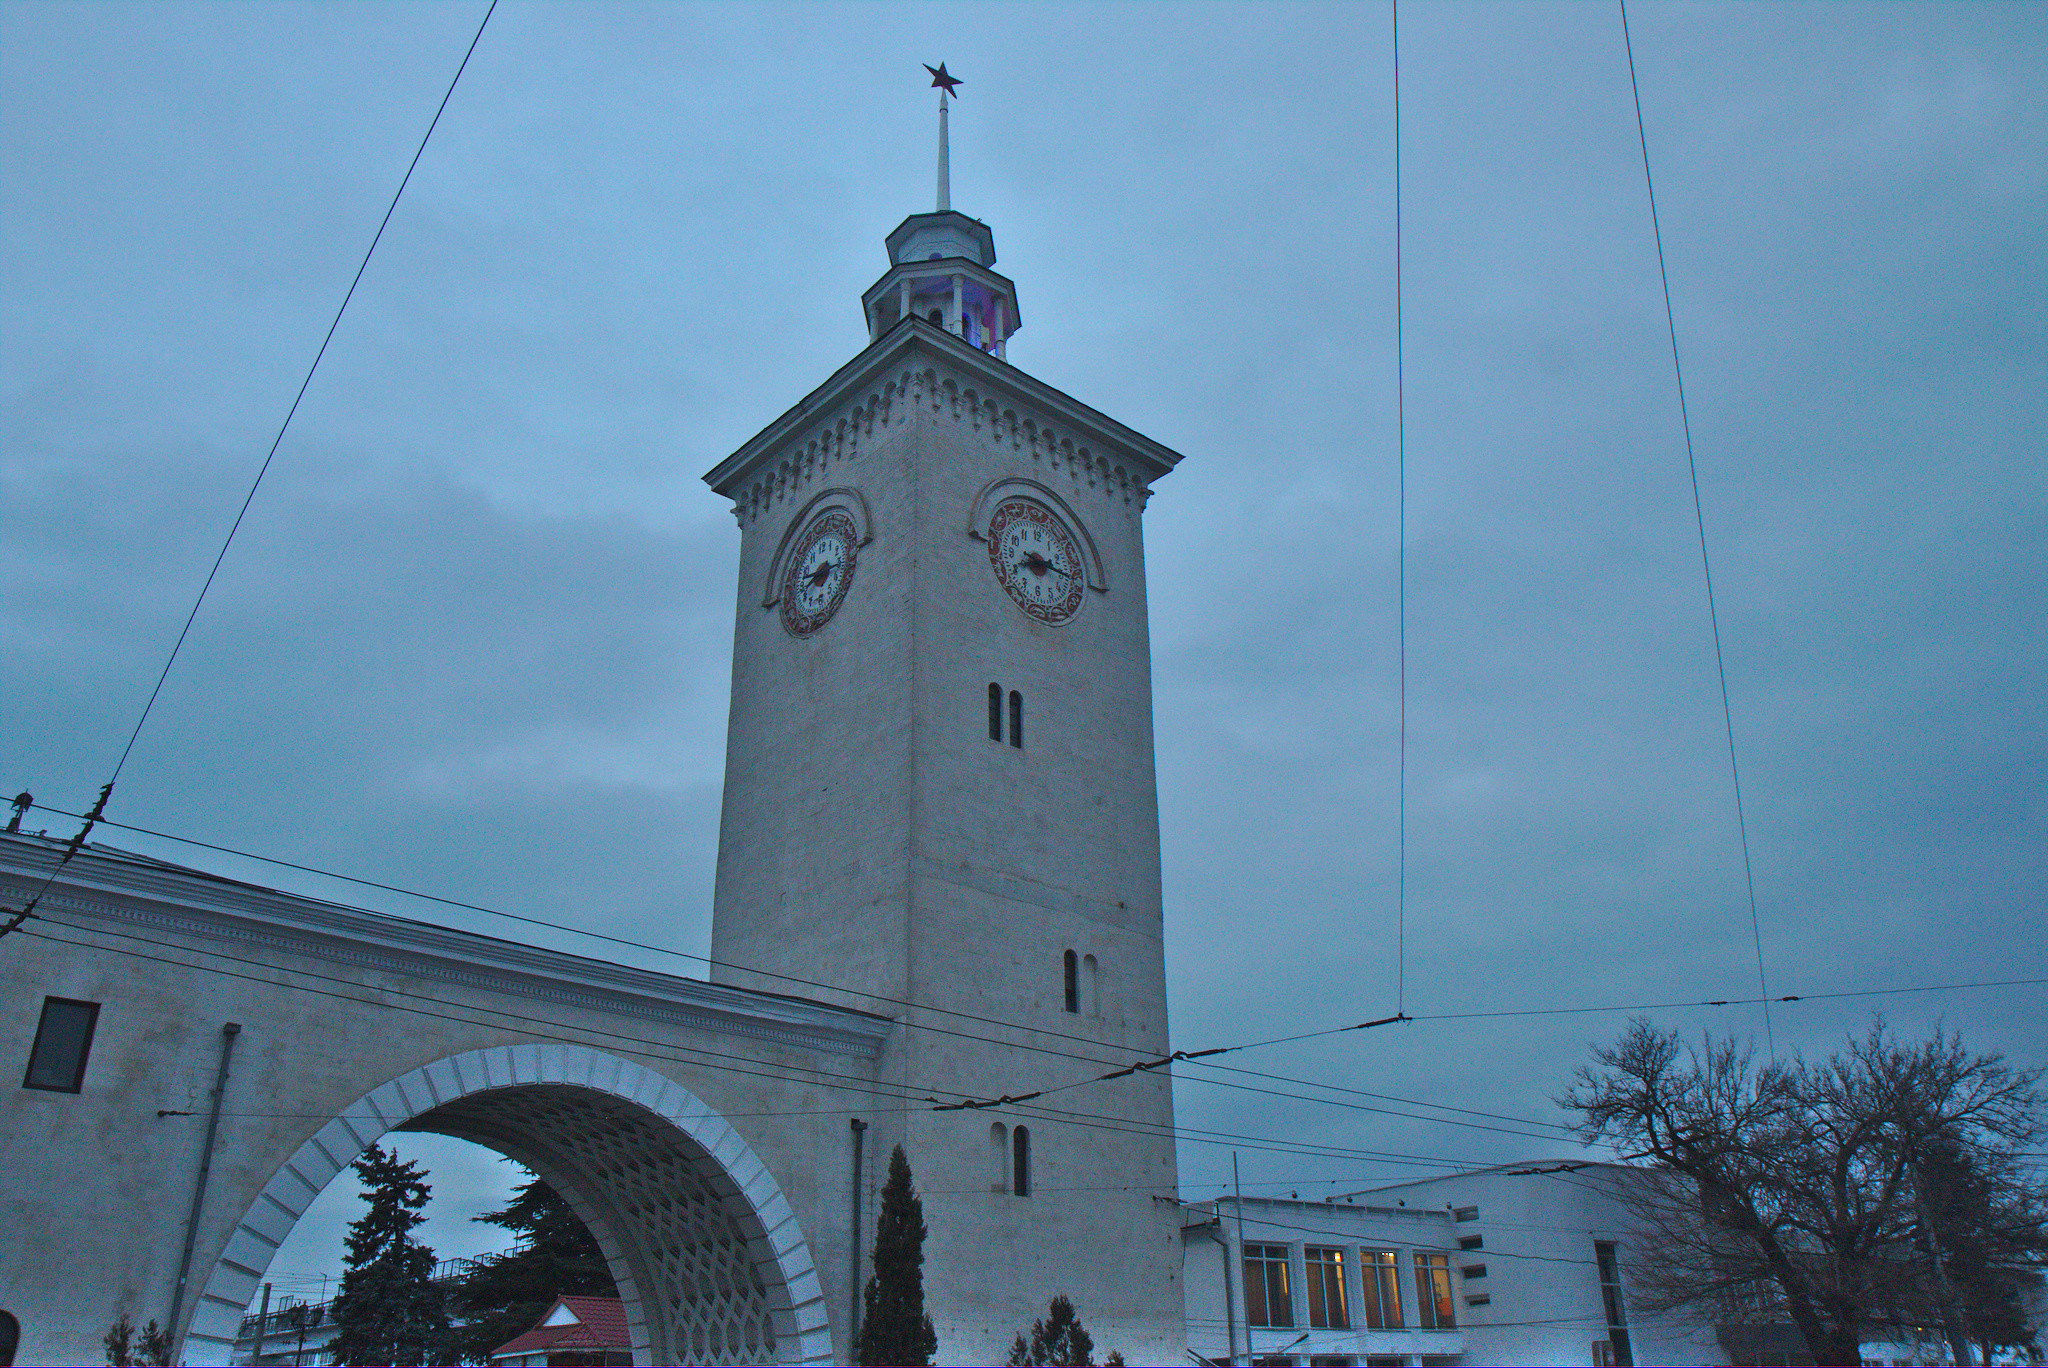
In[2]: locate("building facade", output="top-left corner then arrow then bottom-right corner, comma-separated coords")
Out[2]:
1,113 -> 1190,1367
1181,1163 -> 1733,1367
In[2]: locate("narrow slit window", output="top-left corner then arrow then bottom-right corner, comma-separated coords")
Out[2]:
1008,691 -> 1023,748
1081,954 -> 1099,1017
988,683 -> 1003,741
23,997 -> 100,1093
1011,1125 -> 1031,1196
1063,951 -> 1079,1013
990,1122 -> 1009,1192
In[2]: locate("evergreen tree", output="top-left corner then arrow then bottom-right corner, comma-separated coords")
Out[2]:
1004,1295 -> 1105,1367
329,1144 -> 452,1367
854,1145 -> 937,1367
447,1172 -> 617,1364
101,1314 -> 172,1368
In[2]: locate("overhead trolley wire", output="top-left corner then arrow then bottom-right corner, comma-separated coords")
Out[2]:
17,917 -> 1572,1176
1391,0 -> 1411,1019
0,0 -> 501,940
1617,0 -> 1775,1058
7,808 -> 1552,1135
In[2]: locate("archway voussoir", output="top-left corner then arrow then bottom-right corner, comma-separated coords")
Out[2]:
508,1042 -> 545,1085
421,1055 -> 461,1103
313,1117 -> 367,1166
479,1044 -> 517,1090
724,1148 -> 767,1191
644,1078 -> 691,1118
190,1299 -> 247,1346
706,1126 -> 751,1171
392,1069 -> 434,1117
199,1262 -> 260,1318
586,1049 -> 624,1095
366,1079 -> 416,1125
273,1156 -> 329,1214
534,1041 -> 570,1082
779,1266 -> 823,1312
219,1227 -> 278,1279
238,1199 -> 296,1249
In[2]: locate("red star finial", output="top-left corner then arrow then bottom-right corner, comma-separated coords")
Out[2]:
924,63 -> 962,98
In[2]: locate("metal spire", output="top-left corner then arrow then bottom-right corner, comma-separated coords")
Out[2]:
937,90 -> 950,211
923,63 -> 962,212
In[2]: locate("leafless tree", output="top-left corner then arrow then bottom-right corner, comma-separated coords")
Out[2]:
1561,1018 -> 2045,1367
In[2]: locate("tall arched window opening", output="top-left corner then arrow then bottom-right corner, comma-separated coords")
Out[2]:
1009,690 -> 1023,748
1082,954 -> 1099,1017
1062,950 -> 1079,1014
990,1122 -> 1010,1193
988,682 -> 1003,741
1012,1125 -> 1031,1197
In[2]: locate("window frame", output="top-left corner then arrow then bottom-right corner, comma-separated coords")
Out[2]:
1595,1240 -> 1634,1367
1063,950 -> 1079,1014
1242,1243 -> 1295,1328
1413,1251 -> 1456,1331
22,996 -> 101,1093
1008,689 -> 1024,748
1361,1249 -> 1403,1329
1304,1245 -> 1349,1329
988,683 -> 1004,741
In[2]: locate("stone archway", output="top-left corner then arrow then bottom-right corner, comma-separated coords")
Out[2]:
183,1044 -> 830,1366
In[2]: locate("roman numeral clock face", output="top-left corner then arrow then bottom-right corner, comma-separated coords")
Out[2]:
780,509 -> 858,637
987,498 -> 1085,624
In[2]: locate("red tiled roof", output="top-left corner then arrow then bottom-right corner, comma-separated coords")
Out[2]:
489,1296 -> 631,1360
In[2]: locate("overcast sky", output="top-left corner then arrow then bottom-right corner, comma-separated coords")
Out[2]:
4,0 -> 2043,1300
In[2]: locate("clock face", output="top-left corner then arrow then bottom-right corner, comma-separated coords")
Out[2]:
987,498 -> 1085,625
780,509 -> 859,637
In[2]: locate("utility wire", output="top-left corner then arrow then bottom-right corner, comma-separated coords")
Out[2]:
110,0 -> 499,792
10,820 -> 2038,1114
1617,0 -> 1774,1057
0,0 -> 499,940
19,919 -> 1565,1174
1391,0 -> 1410,1019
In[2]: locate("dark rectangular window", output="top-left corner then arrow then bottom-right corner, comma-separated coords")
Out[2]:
1305,1246 -> 1348,1329
1011,1125 -> 1031,1197
1458,1235 -> 1483,1251
1414,1252 -> 1455,1330
989,683 -> 1003,740
1452,1204 -> 1479,1222
1362,1249 -> 1402,1329
23,996 -> 100,1092
1243,1244 -> 1293,1327
1460,1263 -> 1486,1279
1595,1241 -> 1633,1367
1062,950 -> 1079,1013
1008,690 -> 1023,748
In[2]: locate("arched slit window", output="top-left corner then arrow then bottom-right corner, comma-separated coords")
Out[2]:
1082,954 -> 1099,1017
1009,690 -> 1023,749
988,683 -> 1003,741
1063,950 -> 1079,1014
990,1121 -> 1010,1192
1012,1125 -> 1031,1197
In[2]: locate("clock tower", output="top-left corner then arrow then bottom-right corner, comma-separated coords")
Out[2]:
702,82 -> 1186,1364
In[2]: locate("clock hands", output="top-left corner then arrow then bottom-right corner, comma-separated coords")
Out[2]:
804,559 -> 837,589
1016,551 -> 1071,581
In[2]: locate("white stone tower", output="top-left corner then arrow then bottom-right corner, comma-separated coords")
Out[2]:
702,79 -> 1187,1364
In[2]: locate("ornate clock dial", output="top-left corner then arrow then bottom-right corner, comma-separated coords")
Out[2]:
987,498 -> 1085,625
780,509 -> 859,637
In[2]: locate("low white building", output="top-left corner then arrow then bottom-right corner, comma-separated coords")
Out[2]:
1182,1162 -> 1731,1367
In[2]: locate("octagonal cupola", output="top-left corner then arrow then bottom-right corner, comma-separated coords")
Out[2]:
861,71 -> 1020,357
